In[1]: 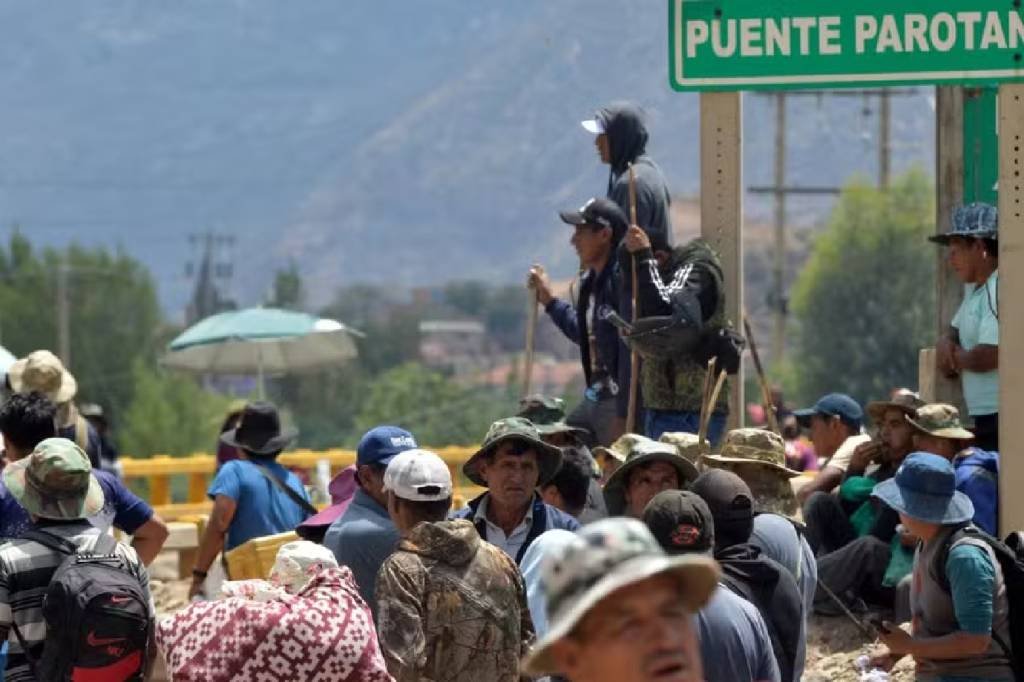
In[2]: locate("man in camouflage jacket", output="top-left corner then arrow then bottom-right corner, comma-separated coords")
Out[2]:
375,449 -> 534,682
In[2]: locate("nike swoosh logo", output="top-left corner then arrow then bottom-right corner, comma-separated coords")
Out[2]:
87,632 -> 126,647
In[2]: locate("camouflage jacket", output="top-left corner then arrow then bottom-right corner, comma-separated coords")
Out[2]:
635,241 -> 729,413
375,519 -> 535,682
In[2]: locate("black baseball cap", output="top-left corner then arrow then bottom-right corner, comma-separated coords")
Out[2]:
643,490 -> 715,555
793,393 -> 863,430
559,198 -> 628,241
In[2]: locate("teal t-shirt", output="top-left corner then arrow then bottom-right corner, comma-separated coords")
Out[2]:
951,271 -> 999,416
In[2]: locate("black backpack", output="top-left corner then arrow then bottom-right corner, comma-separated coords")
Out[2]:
12,530 -> 152,682
932,526 -> 1024,679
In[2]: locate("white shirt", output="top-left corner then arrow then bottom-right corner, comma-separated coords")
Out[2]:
473,494 -> 534,561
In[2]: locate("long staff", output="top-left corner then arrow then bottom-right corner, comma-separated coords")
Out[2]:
743,314 -> 779,434
625,164 -> 641,433
522,276 -> 539,399
696,357 -> 718,451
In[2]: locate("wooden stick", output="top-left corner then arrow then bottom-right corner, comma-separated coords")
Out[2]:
522,282 -> 539,400
625,163 -> 641,433
743,314 -> 780,434
700,370 -> 728,448
697,357 -> 718,450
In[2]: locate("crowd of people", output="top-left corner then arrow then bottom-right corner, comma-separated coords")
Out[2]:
0,101 -> 1012,682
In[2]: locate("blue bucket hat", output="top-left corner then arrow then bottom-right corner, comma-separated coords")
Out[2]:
929,202 -> 998,245
872,452 -> 974,525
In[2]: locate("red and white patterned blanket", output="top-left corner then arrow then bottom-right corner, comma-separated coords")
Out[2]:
157,566 -> 393,681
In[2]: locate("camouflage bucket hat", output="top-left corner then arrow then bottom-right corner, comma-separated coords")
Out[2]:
3,437 -> 104,520
593,433 -> 653,465
517,395 -> 588,439
520,518 -> 719,677
603,440 -> 700,516
463,417 -> 564,487
659,432 -> 703,465
866,389 -> 925,424
906,404 -> 975,440
702,428 -> 800,479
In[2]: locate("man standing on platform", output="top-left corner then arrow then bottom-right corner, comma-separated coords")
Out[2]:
528,199 -> 630,446
931,203 -> 1000,451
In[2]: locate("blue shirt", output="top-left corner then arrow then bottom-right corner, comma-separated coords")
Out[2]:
697,585 -> 781,682
954,448 -> 999,536
0,470 -> 153,542
322,488 -> 399,614
207,459 -> 310,551
951,271 -> 999,416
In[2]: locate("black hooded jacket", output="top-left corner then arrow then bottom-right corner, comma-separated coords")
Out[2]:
596,102 -> 674,249
716,543 -> 805,682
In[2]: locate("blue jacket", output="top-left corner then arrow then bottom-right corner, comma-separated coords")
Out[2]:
545,260 -> 631,417
954,448 -> 999,536
323,488 -> 400,614
452,493 -> 580,564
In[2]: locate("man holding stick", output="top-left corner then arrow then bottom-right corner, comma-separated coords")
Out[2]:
528,198 -> 630,447
619,224 -> 732,443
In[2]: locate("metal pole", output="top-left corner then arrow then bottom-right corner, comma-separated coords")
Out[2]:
772,92 -> 787,363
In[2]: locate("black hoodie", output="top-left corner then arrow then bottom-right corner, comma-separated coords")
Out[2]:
716,543 -> 805,682
596,101 -> 673,249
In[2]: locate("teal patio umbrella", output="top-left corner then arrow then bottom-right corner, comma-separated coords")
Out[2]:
163,307 -> 361,397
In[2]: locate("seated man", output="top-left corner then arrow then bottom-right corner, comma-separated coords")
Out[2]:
519,395 -> 607,522
870,453 -> 1014,680
538,445 -> 594,522
802,391 -> 918,554
793,393 -> 869,505
644,490 -> 780,682
692,470 -> 805,682
602,438 -> 699,518
908,403 -> 998,535
376,449 -> 533,682
454,418 -> 579,563
521,517 -> 718,682
702,428 -> 817,613
0,392 -> 168,564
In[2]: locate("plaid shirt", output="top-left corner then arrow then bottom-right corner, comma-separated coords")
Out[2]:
0,521 -> 153,681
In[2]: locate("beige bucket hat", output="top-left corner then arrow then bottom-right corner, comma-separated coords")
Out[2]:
8,350 -> 77,404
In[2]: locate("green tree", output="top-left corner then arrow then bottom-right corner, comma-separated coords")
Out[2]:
354,363 -> 515,447
266,261 -> 304,309
789,170 -> 936,405
120,361 -> 233,457
0,233 -> 161,420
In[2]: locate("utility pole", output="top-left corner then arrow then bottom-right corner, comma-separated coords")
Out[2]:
771,93 -> 787,364
57,256 -> 70,367
879,90 -> 892,189
185,230 -> 236,324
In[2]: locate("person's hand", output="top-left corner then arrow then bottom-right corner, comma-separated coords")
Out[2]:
188,575 -> 207,600
623,225 -> 651,253
849,441 -> 883,474
527,264 -> 554,306
937,338 -> 960,377
868,647 -> 902,672
877,622 -> 914,656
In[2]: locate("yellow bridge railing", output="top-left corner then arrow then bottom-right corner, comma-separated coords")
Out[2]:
120,447 -> 486,520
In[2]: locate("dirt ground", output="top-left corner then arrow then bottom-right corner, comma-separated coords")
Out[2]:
152,576 -> 917,681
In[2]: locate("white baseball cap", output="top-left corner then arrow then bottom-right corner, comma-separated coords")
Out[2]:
383,449 -> 453,502
580,117 -> 605,134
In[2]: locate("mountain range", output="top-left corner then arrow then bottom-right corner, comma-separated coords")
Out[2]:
0,1 -> 936,318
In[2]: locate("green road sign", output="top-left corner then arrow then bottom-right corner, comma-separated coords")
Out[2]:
670,1 -> 1024,91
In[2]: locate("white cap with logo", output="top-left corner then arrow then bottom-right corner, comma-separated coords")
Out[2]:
580,118 -> 605,134
383,449 -> 453,502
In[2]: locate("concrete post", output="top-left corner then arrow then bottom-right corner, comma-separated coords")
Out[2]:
933,87 -> 966,409
997,84 -> 1023,534
700,92 -> 744,427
